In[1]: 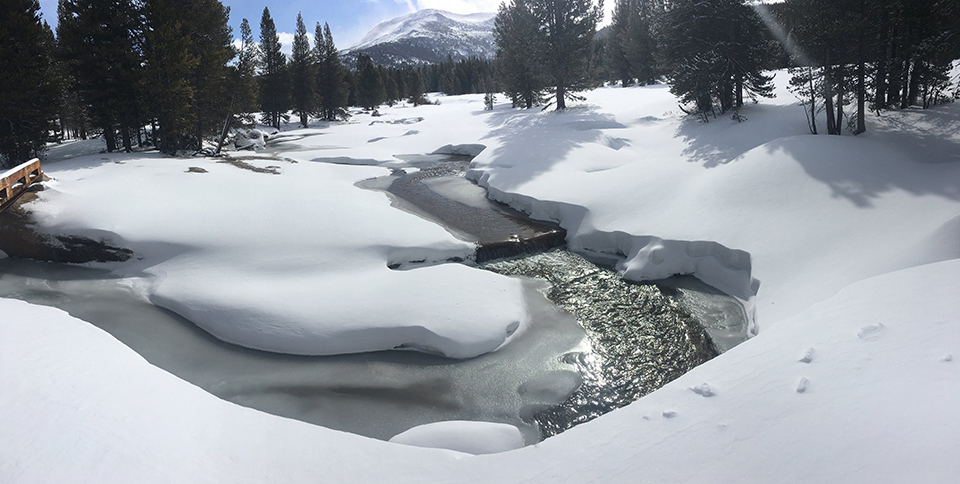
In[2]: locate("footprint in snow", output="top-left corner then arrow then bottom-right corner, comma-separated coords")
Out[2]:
796,377 -> 809,394
941,354 -> 953,362
662,410 -> 677,418
857,323 -> 885,341
798,348 -> 815,363
689,383 -> 716,397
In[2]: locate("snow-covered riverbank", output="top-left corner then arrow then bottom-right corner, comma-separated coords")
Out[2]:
3,70 -> 959,481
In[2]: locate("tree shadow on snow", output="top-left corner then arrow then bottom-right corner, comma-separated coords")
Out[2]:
479,105 -> 626,191
760,134 -> 960,208
866,102 -> 960,165
674,103 -> 809,168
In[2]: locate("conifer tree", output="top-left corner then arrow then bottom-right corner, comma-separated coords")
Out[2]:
234,18 -> 261,116
290,13 -> 317,128
493,0 -> 545,108
314,22 -> 350,121
187,0 -> 235,149
609,0 -> 659,86
407,69 -> 426,106
141,0 -> 233,153
379,66 -> 399,105
141,0 -> 198,153
57,0 -> 142,152
0,0 -> 58,167
660,0 -> 774,118
355,53 -> 384,110
528,0 -> 604,110
259,7 -> 289,129
216,17 -> 260,153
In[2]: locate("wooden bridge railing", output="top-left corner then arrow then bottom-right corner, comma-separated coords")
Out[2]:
0,158 -> 43,213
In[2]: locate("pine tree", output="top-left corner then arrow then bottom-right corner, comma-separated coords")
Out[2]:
314,22 -> 350,121
141,0 -> 198,153
406,69 -> 426,106
528,0 -> 604,110
187,0 -> 235,150
0,0 -> 59,167
618,0 -> 660,85
57,0 -> 142,152
607,0 -> 634,86
289,13 -> 317,128
259,7 -> 289,129
215,17 -> 260,153
355,53 -> 384,110
235,18 -> 261,116
660,0 -> 774,118
140,0 -> 233,153
379,66 -> 399,105
493,0 -> 546,108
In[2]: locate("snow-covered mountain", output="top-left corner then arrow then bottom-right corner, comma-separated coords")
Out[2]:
343,9 -> 496,67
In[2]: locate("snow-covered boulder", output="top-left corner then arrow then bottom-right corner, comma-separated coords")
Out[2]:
234,129 -> 267,150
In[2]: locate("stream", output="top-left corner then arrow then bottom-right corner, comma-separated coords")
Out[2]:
0,150 -> 749,445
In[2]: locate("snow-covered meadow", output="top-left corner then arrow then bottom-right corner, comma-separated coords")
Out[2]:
3,69 -> 959,482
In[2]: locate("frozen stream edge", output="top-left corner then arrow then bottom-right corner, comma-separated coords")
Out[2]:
467,168 -> 760,336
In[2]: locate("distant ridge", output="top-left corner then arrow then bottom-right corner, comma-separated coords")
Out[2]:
342,9 -> 496,67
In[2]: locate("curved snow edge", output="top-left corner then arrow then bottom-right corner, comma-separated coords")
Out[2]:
389,420 -> 524,455
467,168 -> 760,335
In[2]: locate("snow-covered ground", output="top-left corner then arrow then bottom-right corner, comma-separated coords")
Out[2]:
3,70 -> 959,481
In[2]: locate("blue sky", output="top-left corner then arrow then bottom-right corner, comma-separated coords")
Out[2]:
37,0 -> 543,49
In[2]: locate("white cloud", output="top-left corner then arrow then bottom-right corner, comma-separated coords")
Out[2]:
412,0 -> 613,23
414,0 -> 501,14
276,32 -> 315,58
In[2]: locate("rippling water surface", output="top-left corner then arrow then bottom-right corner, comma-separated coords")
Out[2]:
1,152 -> 749,444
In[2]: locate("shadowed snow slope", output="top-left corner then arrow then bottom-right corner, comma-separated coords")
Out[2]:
3,259 -> 957,482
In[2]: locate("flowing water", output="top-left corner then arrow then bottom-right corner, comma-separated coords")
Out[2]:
0,151 -> 749,444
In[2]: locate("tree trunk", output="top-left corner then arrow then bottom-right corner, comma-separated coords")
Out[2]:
899,56 -> 911,109
856,31 -> 866,134
808,67 -> 818,134
556,84 -> 566,110
836,78 -> 844,135
824,50 -> 837,135
104,124 -> 117,152
735,72 -> 744,108
907,59 -> 920,107
120,122 -> 132,152
874,13 -> 890,110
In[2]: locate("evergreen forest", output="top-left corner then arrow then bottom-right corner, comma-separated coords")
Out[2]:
1,0 -> 958,167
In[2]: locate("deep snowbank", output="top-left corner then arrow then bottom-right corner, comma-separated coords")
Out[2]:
4,258 -> 957,482
468,82 -> 960,330
5,74 -> 959,481
469,169 -> 761,332
27,148 -> 527,359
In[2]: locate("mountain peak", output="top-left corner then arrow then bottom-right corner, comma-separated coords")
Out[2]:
345,9 -> 496,67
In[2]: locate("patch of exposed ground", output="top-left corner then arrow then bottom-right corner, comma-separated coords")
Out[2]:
0,189 -> 133,263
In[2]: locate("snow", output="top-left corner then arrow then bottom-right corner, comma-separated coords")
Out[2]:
25,119 -> 527,359
3,69 -> 960,481
467,74 -> 960,330
3,260 -> 957,482
389,421 -> 524,455
233,128 -> 267,150
350,9 -> 494,51
1,158 -> 39,179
